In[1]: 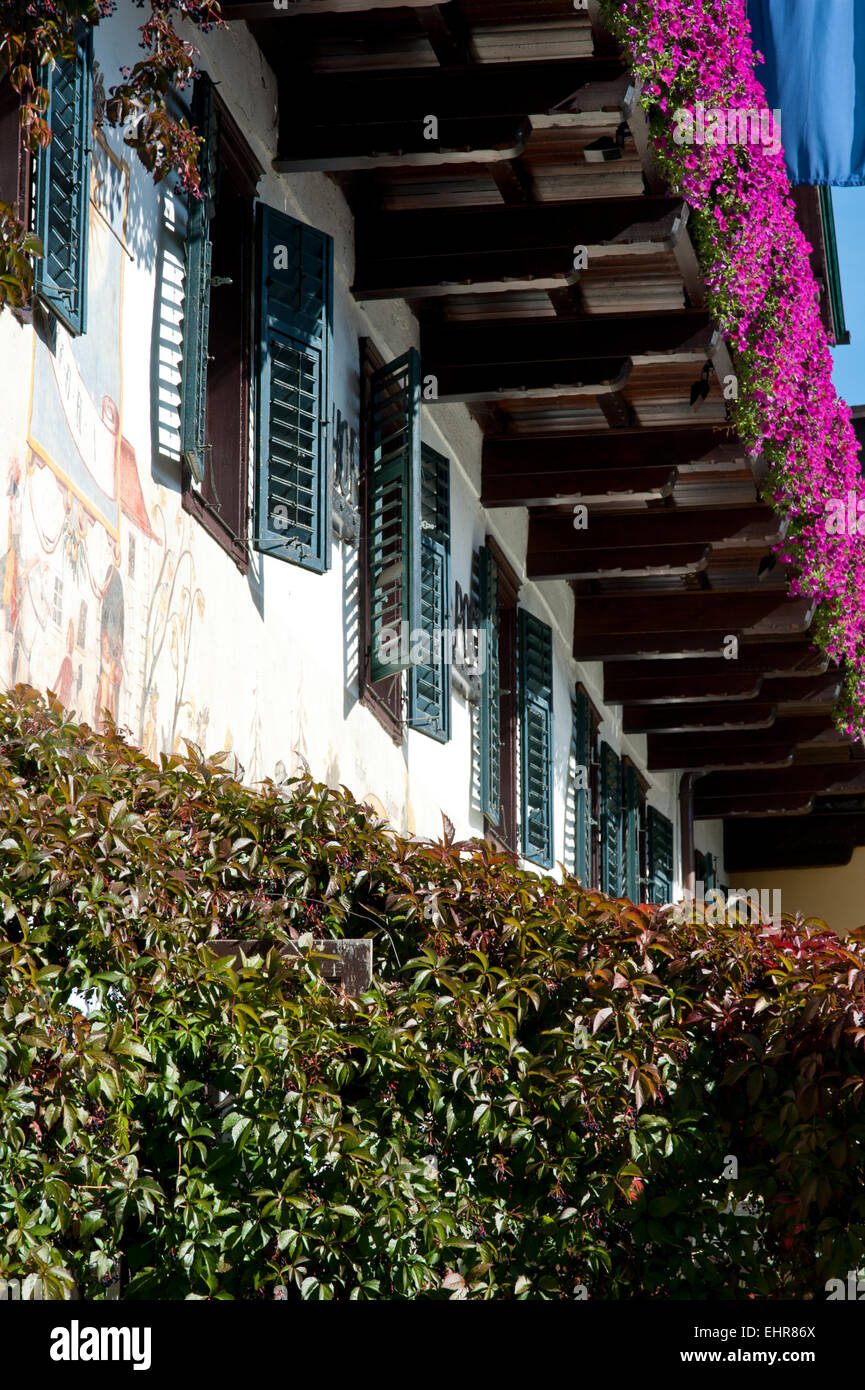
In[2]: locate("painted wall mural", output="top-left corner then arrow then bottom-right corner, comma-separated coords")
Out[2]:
0,126 -> 206,762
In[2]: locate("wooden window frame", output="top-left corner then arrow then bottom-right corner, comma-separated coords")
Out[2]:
407,442 -> 451,744
483,535 -> 520,856
518,607 -> 555,870
181,85 -> 262,575
599,741 -> 623,898
574,682 -> 601,888
0,77 -> 31,230
359,335 -> 404,746
33,28 -> 92,336
622,755 -> 649,903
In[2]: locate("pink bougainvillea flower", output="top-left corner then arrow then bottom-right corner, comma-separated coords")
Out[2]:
602,0 -> 865,736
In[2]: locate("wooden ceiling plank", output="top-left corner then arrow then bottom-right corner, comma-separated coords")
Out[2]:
429,355 -> 632,402
606,671 -> 763,703
423,310 -> 713,368
696,793 -> 815,819
482,464 -> 677,508
529,507 -> 775,567
549,543 -> 710,580
624,701 -> 778,734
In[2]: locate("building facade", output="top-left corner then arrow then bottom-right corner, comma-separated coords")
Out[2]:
7,0 -> 854,909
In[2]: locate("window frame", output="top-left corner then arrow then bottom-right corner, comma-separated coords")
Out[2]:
599,741 -> 623,898
573,683 -> 601,888
517,607 -> 555,871
180,78 -> 263,574
407,442 -> 452,744
623,756 -> 648,902
253,202 -> 333,574
647,806 -> 675,905
480,536 -> 520,855
33,27 -> 92,336
359,336 -> 406,745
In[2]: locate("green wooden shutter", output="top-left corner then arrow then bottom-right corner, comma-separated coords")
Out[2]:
180,75 -> 217,483
573,689 -> 591,883
368,349 -> 422,680
408,445 -> 450,742
624,762 -> 642,901
34,29 -> 92,335
703,851 -> 717,893
518,610 -> 553,868
255,204 -> 333,572
479,545 -> 501,826
600,742 -> 622,897
647,807 -> 674,904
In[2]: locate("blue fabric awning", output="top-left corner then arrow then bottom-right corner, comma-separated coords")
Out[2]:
747,0 -> 865,185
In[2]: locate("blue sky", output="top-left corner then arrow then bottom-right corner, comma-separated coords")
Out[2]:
832,188 -> 865,407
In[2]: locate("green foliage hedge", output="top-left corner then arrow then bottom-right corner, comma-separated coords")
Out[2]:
1,688 -> 864,1300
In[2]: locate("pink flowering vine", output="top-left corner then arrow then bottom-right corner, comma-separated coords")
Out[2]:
602,0 -> 865,736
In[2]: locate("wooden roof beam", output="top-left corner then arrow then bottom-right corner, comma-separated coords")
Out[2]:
647,716 -> 841,772
624,701 -> 779,734
528,506 -> 776,578
724,815 -> 865,871
574,601 -> 815,661
607,671 -> 764,704
424,311 -> 712,401
696,793 -> 815,819
483,424 -> 736,484
603,645 -> 829,692
482,464 -> 678,509
416,3 -> 474,66
353,196 -> 684,299
695,763 -> 865,805
424,356 -> 632,404
552,543 -> 710,581
274,58 -> 628,171
607,670 -> 838,706
424,311 -> 714,371
573,592 -> 808,638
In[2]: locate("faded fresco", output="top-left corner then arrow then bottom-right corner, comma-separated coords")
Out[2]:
1,126 -> 205,762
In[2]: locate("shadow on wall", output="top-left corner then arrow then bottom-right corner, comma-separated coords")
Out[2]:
743,852 -> 865,936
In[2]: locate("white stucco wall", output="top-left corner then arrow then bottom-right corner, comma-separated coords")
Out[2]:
0,3 -> 710,896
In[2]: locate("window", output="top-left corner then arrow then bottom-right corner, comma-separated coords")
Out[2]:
479,539 -> 519,852
0,73 -> 29,224
600,742 -> 623,897
34,28 -> 92,335
573,686 -> 600,886
518,609 -> 554,869
623,759 -> 647,902
357,343 -> 452,746
181,75 -> 263,571
255,205 -> 333,573
359,341 -> 419,741
647,807 -> 674,904
408,445 -> 451,743
696,849 -> 717,893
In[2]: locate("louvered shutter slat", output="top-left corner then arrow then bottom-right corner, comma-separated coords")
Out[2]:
256,205 -> 332,572
600,743 -> 623,897
574,690 -> 591,883
647,807 -> 674,904
35,30 -> 92,335
624,763 -> 641,901
409,445 -> 451,742
519,610 -> 553,868
180,76 -> 216,480
368,350 -> 421,678
479,546 -> 502,826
